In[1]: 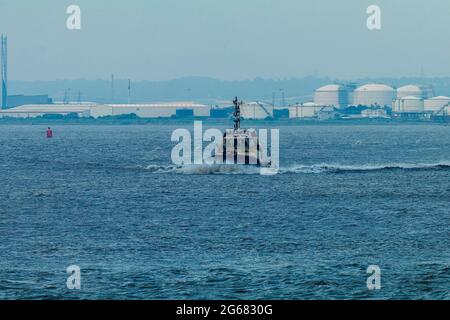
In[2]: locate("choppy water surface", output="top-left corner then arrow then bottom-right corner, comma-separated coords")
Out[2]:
0,123 -> 449,299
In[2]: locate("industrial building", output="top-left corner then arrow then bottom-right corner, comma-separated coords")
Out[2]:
240,102 -> 273,119
361,109 -> 389,118
7,94 -> 53,108
0,102 -> 212,119
353,84 -> 396,107
0,104 -> 94,118
90,103 -> 210,118
1,35 -> 7,110
288,102 -> 323,119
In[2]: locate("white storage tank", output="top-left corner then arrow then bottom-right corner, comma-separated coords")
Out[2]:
393,96 -> 424,112
424,96 -> 450,112
397,85 -> 434,99
314,84 -> 348,108
396,85 -> 422,99
353,84 -> 395,107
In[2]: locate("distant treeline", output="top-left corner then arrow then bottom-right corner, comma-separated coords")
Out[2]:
9,76 -> 450,105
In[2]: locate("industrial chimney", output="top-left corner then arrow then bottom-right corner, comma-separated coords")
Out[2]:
0,35 -> 7,110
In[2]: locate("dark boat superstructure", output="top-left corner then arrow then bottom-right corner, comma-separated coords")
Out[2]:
214,97 -> 271,167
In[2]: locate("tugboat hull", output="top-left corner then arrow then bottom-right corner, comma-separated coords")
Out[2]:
214,129 -> 270,167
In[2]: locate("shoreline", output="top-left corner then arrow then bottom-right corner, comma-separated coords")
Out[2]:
0,118 -> 448,126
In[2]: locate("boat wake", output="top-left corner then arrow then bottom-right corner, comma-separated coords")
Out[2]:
280,162 -> 450,174
144,164 -> 260,175
144,161 -> 450,175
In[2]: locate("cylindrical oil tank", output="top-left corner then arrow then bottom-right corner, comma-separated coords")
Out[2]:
393,96 -> 424,112
424,96 -> 450,112
397,85 -> 434,99
353,84 -> 395,107
396,85 -> 423,99
314,84 -> 348,108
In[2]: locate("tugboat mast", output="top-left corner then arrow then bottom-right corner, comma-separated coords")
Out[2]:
233,96 -> 242,131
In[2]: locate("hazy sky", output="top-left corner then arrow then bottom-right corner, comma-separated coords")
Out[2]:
0,0 -> 448,81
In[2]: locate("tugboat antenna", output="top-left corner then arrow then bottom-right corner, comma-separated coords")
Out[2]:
233,96 -> 242,131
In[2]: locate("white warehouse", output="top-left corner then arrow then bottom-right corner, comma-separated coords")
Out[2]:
0,102 -> 211,119
0,104 -> 94,118
288,102 -> 323,119
89,103 -> 211,118
241,102 -> 273,119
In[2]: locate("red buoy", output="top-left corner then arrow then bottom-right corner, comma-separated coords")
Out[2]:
46,127 -> 53,138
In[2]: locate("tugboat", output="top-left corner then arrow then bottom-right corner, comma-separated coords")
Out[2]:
214,97 -> 271,167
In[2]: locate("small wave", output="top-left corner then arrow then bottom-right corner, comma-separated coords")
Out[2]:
143,162 -> 450,175
144,164 -> 179,173
32,190 -> 53,197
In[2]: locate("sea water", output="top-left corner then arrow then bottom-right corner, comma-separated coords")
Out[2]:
0,123 -> 449,299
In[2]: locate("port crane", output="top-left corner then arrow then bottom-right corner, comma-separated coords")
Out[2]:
256,101 -> 273,118
434,102 -> 450,116
432,101 -> 449,124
